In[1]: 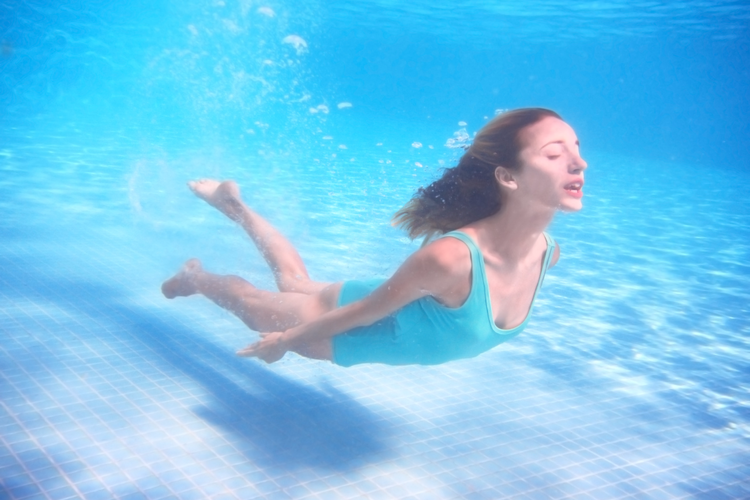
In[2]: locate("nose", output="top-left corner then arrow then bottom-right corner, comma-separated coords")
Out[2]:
571,154 -> 587,174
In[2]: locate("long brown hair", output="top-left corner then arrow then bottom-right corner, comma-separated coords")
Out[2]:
392,108 -> 562,240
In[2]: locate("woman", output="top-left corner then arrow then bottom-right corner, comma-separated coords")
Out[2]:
162,108 -> 587,366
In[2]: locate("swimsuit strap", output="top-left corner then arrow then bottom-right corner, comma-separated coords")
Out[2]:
440,231 -> 482,257
440,230 -> 485,294
535,232 -> 556,296
436,231 -> 486,315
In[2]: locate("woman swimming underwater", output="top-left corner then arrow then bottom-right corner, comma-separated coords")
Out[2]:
162,108 -> 587,366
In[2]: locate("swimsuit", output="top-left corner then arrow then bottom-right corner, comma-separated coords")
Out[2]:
332,231 -> 556,366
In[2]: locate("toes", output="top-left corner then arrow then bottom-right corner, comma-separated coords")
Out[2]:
188,179 -> 212,188
236,345 -> 256,357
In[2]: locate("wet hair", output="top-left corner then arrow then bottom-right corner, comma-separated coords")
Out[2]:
392,107 -> 562,240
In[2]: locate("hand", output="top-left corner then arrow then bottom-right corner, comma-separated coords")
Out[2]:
236,331 -> 288,363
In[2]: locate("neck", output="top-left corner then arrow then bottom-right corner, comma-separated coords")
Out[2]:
472,199 -> 554,264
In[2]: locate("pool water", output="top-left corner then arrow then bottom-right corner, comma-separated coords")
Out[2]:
1,1 -> 750,499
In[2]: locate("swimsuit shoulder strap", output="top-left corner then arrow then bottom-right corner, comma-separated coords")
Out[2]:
439,230 -> 480,252
438,230 -> 487,299
439,231 -> 484,273
534,232 -> 556,296
542,233 -> 555,270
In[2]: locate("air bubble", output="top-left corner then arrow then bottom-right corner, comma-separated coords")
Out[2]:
257,6 -> 275,17
282,35 -> 308,55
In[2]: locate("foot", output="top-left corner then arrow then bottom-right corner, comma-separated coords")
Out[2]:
188,179 -> 243,219
162,258 -> 203,299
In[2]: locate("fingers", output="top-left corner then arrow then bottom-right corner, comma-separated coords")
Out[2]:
235,338 -> 285,364
236,342 -> 260,357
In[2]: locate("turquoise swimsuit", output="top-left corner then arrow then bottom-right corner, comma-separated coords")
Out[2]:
332,231 -> 556,366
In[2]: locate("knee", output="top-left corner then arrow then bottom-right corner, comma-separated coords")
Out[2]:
227,275 -> 256,294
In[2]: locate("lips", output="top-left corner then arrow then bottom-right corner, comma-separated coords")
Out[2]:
564,179 -> 584,199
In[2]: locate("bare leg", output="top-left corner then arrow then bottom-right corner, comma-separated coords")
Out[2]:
188,179 -> 327,295
162,259 -> 339,360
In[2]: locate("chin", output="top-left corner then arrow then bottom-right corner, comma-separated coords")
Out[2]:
558,200 -> 583,213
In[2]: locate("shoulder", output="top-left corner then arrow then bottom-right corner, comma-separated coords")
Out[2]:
405,234 -> 472,300
397,234 -> 472,292
376,233 -> 471,303
549,238 -> 560,268
420,234 -> 472,270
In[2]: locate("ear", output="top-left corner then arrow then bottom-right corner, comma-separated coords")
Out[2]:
494,166 -> 518,191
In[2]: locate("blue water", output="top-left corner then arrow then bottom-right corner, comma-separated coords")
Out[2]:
2,1 -> 750,499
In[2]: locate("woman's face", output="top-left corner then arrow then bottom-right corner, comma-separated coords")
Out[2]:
513,116 -> 588,213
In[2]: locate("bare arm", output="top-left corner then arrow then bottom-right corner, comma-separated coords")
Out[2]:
237,237 -> 469,361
